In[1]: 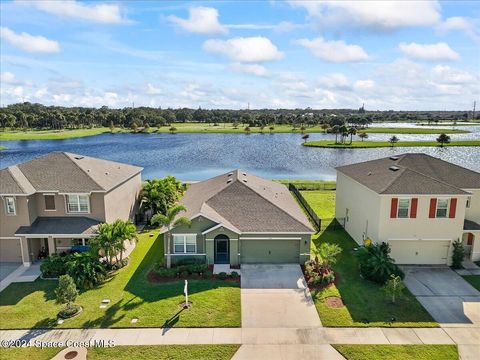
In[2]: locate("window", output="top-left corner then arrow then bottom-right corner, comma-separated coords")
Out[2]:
5,197 -> 16,215
66,194 -> 90,213
44,195 -> 56,211
436,198 -> 449,218
466,196 -> 471,209
397,199 -> 410,218
172,234 -> 197,253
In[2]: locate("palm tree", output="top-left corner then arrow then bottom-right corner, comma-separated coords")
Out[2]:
244,126 -> 251,134
302,134 -> 310,143
269,125 -> 274,134
358,132 -> 368,142
321,122 -> 329,133
90,223 -> 115,266
331,125 -> 340,144
436,133 -> 451,147
339,125 -> 348,144
347,127 -> 357,144
151,205 -> 191,268
389,135 -> 399,147
111,219 -> 137,263
312,243 -> 342,273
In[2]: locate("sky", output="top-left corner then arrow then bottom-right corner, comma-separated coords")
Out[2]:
0,0 -> 479,110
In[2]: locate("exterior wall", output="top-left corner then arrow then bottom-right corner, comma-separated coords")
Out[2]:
335,172 -> 381,245
464,231 -> 480,262
205,227 -> 240,266
465,189 -> 480,223
104,173 -> 142,223
0,195 -> 32,238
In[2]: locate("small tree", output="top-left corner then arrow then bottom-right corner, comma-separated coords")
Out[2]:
312,243 -> 342,273
389,135 -> 399,147
169,126 -> 177,134
269,125 -> 274,134
244,126 -> 251,134
436,133 -> 451,147
358,132 -> 368,142
55,275 -> 78,310
109,121 -> 115,133
451,239 -> 465,269
302,134 -> 310,143
382,274 -> 405,303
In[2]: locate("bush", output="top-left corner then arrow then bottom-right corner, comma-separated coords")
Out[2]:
202,270 -> 213,279
230,271 -> 239,279
357,242 -> 404,284
58,304 -> 81,319
41,254 -> 68,278
451,239 -> 465,269
180,270 -> 189,278
217,272 -> 227,280
66,253 -> 107,289
155,267 -> 177,278
382,274 -> 405,303
176,258 -> 204,266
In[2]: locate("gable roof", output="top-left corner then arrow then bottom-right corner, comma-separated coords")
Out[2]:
1,152 -> 142,195
178,170 -> 314,233
336,153 -> 479,195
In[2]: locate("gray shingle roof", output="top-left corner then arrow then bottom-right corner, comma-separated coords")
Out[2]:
179,170 -> 314,233
336,153 -> 478,195
15,216 -> 100,236
464,219 -> 480,231
1,152 -> 142,195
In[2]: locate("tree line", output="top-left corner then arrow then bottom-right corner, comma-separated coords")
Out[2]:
0,102 -> 476,131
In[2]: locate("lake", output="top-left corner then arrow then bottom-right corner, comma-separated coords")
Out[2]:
1,127 -> 479,180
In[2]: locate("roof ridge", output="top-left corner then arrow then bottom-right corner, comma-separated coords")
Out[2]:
7,166 -> 26,193
62,152 -> 105,190
8,165 -> 35,194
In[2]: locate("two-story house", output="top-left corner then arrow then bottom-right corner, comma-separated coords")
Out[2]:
0,152 -> 143,266
335,153 -> 480,265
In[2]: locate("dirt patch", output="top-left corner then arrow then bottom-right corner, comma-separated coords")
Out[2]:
325,296 -> 344,308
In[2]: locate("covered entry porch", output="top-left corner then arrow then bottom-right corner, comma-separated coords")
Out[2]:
463,219 -> 480,262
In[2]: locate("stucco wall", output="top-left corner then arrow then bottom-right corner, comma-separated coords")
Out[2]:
465,189 -> 480,223
104,173 -> 142,223
335,172 -> 381,245
0,196 -> 31,237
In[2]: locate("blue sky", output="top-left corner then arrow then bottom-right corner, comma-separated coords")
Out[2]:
1,0 -> 479,110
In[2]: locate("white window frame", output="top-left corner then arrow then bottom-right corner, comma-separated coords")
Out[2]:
172,234 -> 197,254
436,198 -> 449,218
44,194 -> 56,211
5,196 -> 16,215
65,194 -> 90,214
397,198 -> 410,218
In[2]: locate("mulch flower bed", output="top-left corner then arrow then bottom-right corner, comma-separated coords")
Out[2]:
301,264 -> 339,290
325,296 -> 345,308
147,270 -> 240,284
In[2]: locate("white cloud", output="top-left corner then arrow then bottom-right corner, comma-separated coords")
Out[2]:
289,1 -> 441,29
318,73 -> 350,89
229,63 -> 268,77
1,72 -> 16,84
438,17 -> 480,44
0,27 -> 60,53
203,37 -> 283,63
432,65 -> 476,84
19,0 -> 127,24
399,42 -> 459,61
167,7 -> 227,35
354,79 -> 375,90
296,37 -> 369,63
145,83 -> 163,95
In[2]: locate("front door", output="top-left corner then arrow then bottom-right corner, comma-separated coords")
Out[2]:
214,235 -> 229,264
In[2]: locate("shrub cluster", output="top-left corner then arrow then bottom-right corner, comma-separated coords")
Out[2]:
154,262 -> 209,278
40,254 -> 68,278
304,260 -> 335,286
357,242 -> 404,284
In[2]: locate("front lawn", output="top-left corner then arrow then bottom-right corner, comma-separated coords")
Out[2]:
462,275 -> 480,291
0,345 -> 240,360
333,345 -> 458,360
0,231 -> 240,329
302,190 -> 437,327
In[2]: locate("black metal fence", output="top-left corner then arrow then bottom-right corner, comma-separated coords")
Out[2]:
288,182 -> 336,191
289,183 -> 321,231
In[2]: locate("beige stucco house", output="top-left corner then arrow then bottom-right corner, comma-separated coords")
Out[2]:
0,152 -> 143,266
335,153 -> 480,265
163,170 -> 315,266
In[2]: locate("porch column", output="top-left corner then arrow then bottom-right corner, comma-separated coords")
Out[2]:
19,236 -> 30,267
82,238 -> 85,246
47,236 -> 55,255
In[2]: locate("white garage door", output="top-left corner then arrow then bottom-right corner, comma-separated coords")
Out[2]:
389,240 -> 450,265
0,238 -> 22,262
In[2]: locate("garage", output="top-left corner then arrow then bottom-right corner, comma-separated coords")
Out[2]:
389,240 -> 451,265
0,238 -> 23,262
240,239 -> 300,264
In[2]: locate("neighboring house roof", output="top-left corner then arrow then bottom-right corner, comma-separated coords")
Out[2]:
1,152 -> 143,195
464,219 -> 480,231
178,170 -> 314,233
336,153 -> 479,195
15,216 -> 100,236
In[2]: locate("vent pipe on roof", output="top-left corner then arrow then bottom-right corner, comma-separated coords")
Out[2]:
389,156 -> 399,161
389,166 -> 400,171
227,179 -> 233,183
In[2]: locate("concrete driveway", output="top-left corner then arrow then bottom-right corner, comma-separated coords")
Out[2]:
241,264 -> 322,328
403,267 -> 480,326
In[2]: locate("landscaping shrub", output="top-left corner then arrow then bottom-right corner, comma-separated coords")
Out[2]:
66,252 -> 107,289
230,271 -> 239,279
176,258 -> 204,266
382,274 -> 405,303
217,272 -> 227,280
305,261 -> 335,286
40,254 -> 68,278
55,274 -> 81,318
451,239 -> 465,269
202,270 -> 213,279
357,242 -> 404,284
154,267 -> 177,278
179,270 -> 189,278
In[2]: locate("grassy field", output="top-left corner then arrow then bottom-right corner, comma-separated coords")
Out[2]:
462,275 -> 480,291
0,345 -> 240,360
302,189 -> 437,327
361,127 -> 468,134
333,345 -> 458,360
304,140 -> 480,148
0,127 -> 117,140
0,230 -> 241,329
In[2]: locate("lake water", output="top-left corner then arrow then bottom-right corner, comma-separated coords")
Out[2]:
1,125 -> 479,180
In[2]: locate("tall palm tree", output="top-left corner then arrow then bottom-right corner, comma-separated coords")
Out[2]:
90,223 -> 115,266
151,205 -> 191,268
331,125 -> 340,144
111,219 -> 137,263
339,125 -> 348,144
348,127 -> 357,144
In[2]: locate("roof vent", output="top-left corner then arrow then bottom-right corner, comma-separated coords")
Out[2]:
227,179 -> 233,184
243,179 -> 247,183
242,172 -> 247,176
105,172 -> 109,175
74,156 -> 84,160
389,156 -> 399,161
368,172 -> 372,176
389,166 -> 400,171
227,172 -> 233,177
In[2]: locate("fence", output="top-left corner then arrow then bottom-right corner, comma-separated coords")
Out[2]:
288,183 -> 321,231
285,182 -> 336,191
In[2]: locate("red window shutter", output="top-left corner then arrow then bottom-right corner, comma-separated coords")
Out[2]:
449,198 -> 457,218
410,198 -> 418,218
429,198 -> 437,218
467,233 -> 474,246
390,198 -> 398,218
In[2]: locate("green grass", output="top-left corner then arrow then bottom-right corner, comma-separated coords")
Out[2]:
304,140 -> 480,148
0,230 -> 240,329
361,127 -> 468,134
333,345 -> 458,360
0,345 -> 240,360
0,127 -> 119,140
462,275 -> 480,291
303,190 -> 437,327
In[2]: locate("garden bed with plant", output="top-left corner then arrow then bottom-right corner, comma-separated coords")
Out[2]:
148,262 -> 240,283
